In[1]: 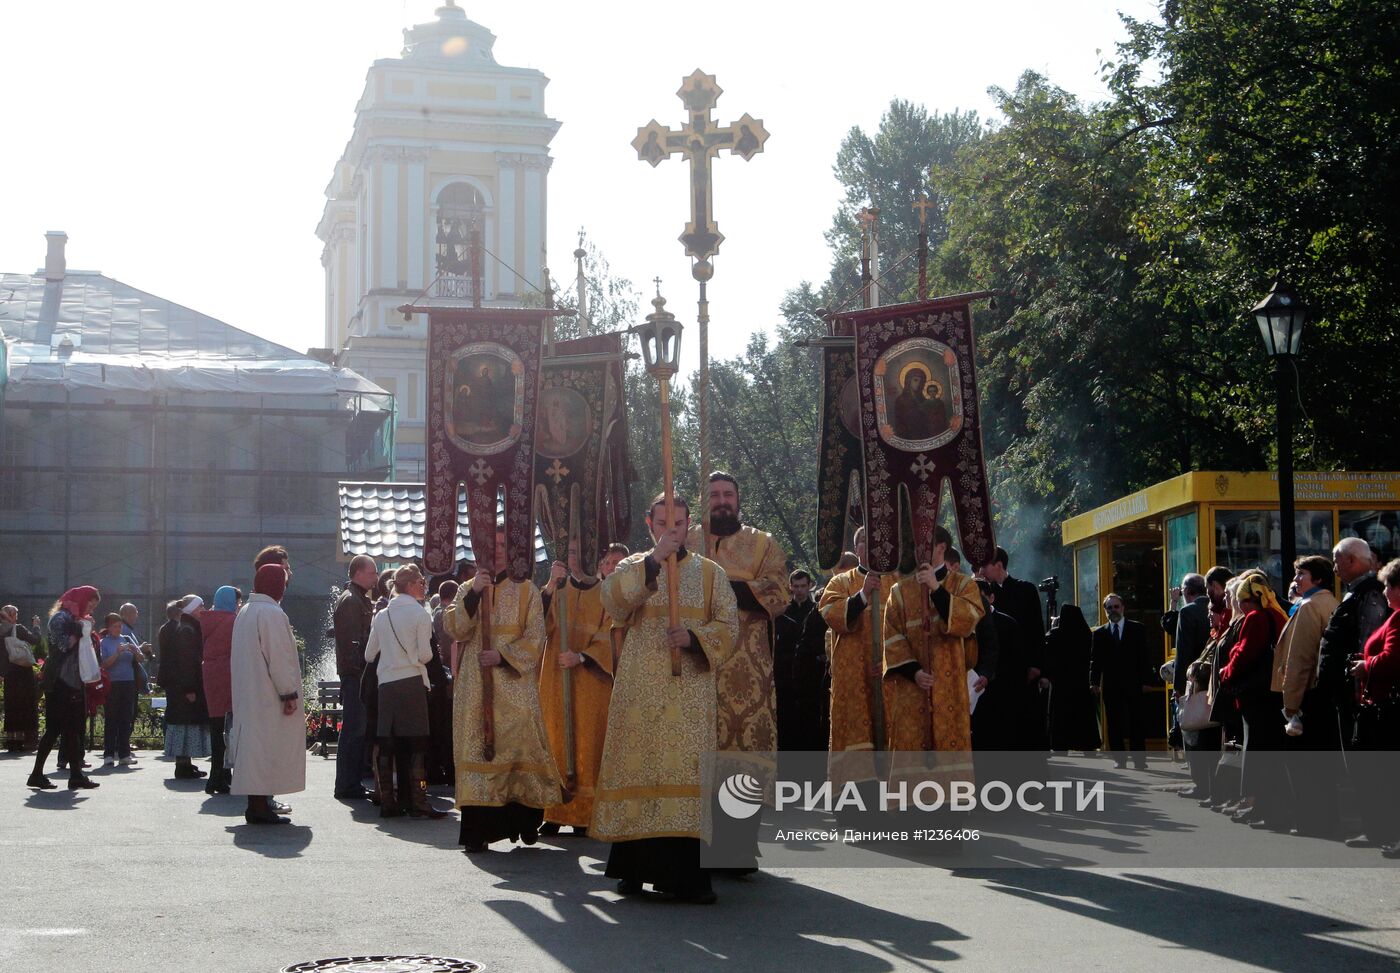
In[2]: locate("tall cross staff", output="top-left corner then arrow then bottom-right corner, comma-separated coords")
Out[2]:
857,207 -> 880,308
913,194 -> 934,300
633,69 -> 769,545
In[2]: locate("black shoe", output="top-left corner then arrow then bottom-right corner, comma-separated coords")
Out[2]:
463,841 -> 489,854
572,826 -> 589,837
1344,835 -> 1378,849
26,774 -> 57,790
244,811 -> 290,825
538,821 -> 562,837
269,799 -> 292,813
616,879 -> 643,895
1381,843 -> 1400,859
520,828 -> 538,846
1198,799 -> 1222,808
67,775 -> 99,790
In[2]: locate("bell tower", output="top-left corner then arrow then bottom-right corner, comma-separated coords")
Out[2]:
317,2 -> 559,479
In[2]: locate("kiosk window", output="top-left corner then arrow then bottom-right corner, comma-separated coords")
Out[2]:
1166,511 -> 1198,588
1214,509 -> 1332,586
1339,510 -> 1399,564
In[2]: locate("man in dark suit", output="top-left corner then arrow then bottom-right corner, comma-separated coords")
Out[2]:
1091,592 -> 1156,769
1162,573 -> 1212,758
1163,573 -> 1212,698
981,546 -> 1048,751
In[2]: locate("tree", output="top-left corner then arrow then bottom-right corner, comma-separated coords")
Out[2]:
1107,0 -> 1400,470
705,284 -> 827,569
827,101 -> 984,306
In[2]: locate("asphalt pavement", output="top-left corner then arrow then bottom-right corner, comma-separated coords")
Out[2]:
2,751 -> 1397,972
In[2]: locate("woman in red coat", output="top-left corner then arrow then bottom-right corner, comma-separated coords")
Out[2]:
1217,571 -> 1289,828
200,586 -> 240,795
1349,559 -> 1400,853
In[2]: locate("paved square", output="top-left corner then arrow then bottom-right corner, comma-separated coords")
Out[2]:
3,753 -> 1397,972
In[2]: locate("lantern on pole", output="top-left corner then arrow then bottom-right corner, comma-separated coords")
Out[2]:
1251,279 -> 1308,590
632,290 -> 685,676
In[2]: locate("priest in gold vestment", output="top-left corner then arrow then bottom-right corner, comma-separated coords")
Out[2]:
443,527 -> 562,853
819,527 -> 899,793
594,495 -> 737,903
883,524 -> 984,796
537,543 -> 628,834
687,472 -> 788,869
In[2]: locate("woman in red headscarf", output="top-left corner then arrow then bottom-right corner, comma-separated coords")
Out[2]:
228,564 -> 306,824
28,586 -> 103,790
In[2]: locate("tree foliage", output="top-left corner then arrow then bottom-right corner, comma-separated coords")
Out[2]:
583,0 -> 1400,576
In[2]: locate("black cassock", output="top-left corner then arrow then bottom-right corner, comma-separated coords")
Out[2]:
773,597 -> 829,751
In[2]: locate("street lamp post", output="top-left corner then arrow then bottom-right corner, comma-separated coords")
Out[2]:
1251,280 -> 1307,593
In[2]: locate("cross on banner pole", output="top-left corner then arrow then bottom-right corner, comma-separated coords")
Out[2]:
913,194 -> 933,300
634,69 -> 769,549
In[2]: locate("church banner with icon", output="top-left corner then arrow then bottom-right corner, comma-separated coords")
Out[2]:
425,308 -> 548,579
841,295 -> 996,572
535,332 -> 631,575
816,316 -> 864,570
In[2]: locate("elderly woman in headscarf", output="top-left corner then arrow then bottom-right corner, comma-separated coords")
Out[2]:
228,564 -> 306,825
163,595 -> 211,780
28,586 -> 103,790
200,586 -> 240,795
1218,570 -> 1290,829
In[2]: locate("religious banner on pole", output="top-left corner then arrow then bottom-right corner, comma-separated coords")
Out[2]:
535,331 -> 632,575
841,294 -> 997,572
423,308 -> 549,579
815,315 -> 863,570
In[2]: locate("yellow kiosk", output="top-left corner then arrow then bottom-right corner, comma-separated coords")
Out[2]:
1062,471 -> 1400,736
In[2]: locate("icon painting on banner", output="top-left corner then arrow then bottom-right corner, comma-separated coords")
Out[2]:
448,343 -> 524,454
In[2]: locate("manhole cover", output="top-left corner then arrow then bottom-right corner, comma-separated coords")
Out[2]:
281,958 -> 481,973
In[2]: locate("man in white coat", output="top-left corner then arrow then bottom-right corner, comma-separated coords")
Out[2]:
229,563 -> 306,825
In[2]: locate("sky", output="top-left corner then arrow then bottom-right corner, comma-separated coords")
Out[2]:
0,0 -> 1160,376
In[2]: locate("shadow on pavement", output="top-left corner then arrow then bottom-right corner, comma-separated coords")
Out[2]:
226,823 -> 314,857
162,778 -> 209,794
197,795 -> 244,817
23,789 -> 90,810
958,869 -> 1400,972
473,858 -> 965,972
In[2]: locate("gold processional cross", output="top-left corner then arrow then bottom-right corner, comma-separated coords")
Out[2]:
632,70 -> 769,538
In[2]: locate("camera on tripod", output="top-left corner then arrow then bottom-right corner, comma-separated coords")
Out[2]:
1037,576 -> 1059,594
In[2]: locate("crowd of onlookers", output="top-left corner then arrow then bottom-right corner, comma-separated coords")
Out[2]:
7,534 -> 1397,854
1159,540 -> 1400,859
6,545 -> 307,824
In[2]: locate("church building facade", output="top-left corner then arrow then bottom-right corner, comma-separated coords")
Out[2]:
318,2 -> 558,479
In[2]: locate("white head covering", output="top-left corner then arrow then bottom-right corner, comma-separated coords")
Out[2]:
181,595 -> 204,615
